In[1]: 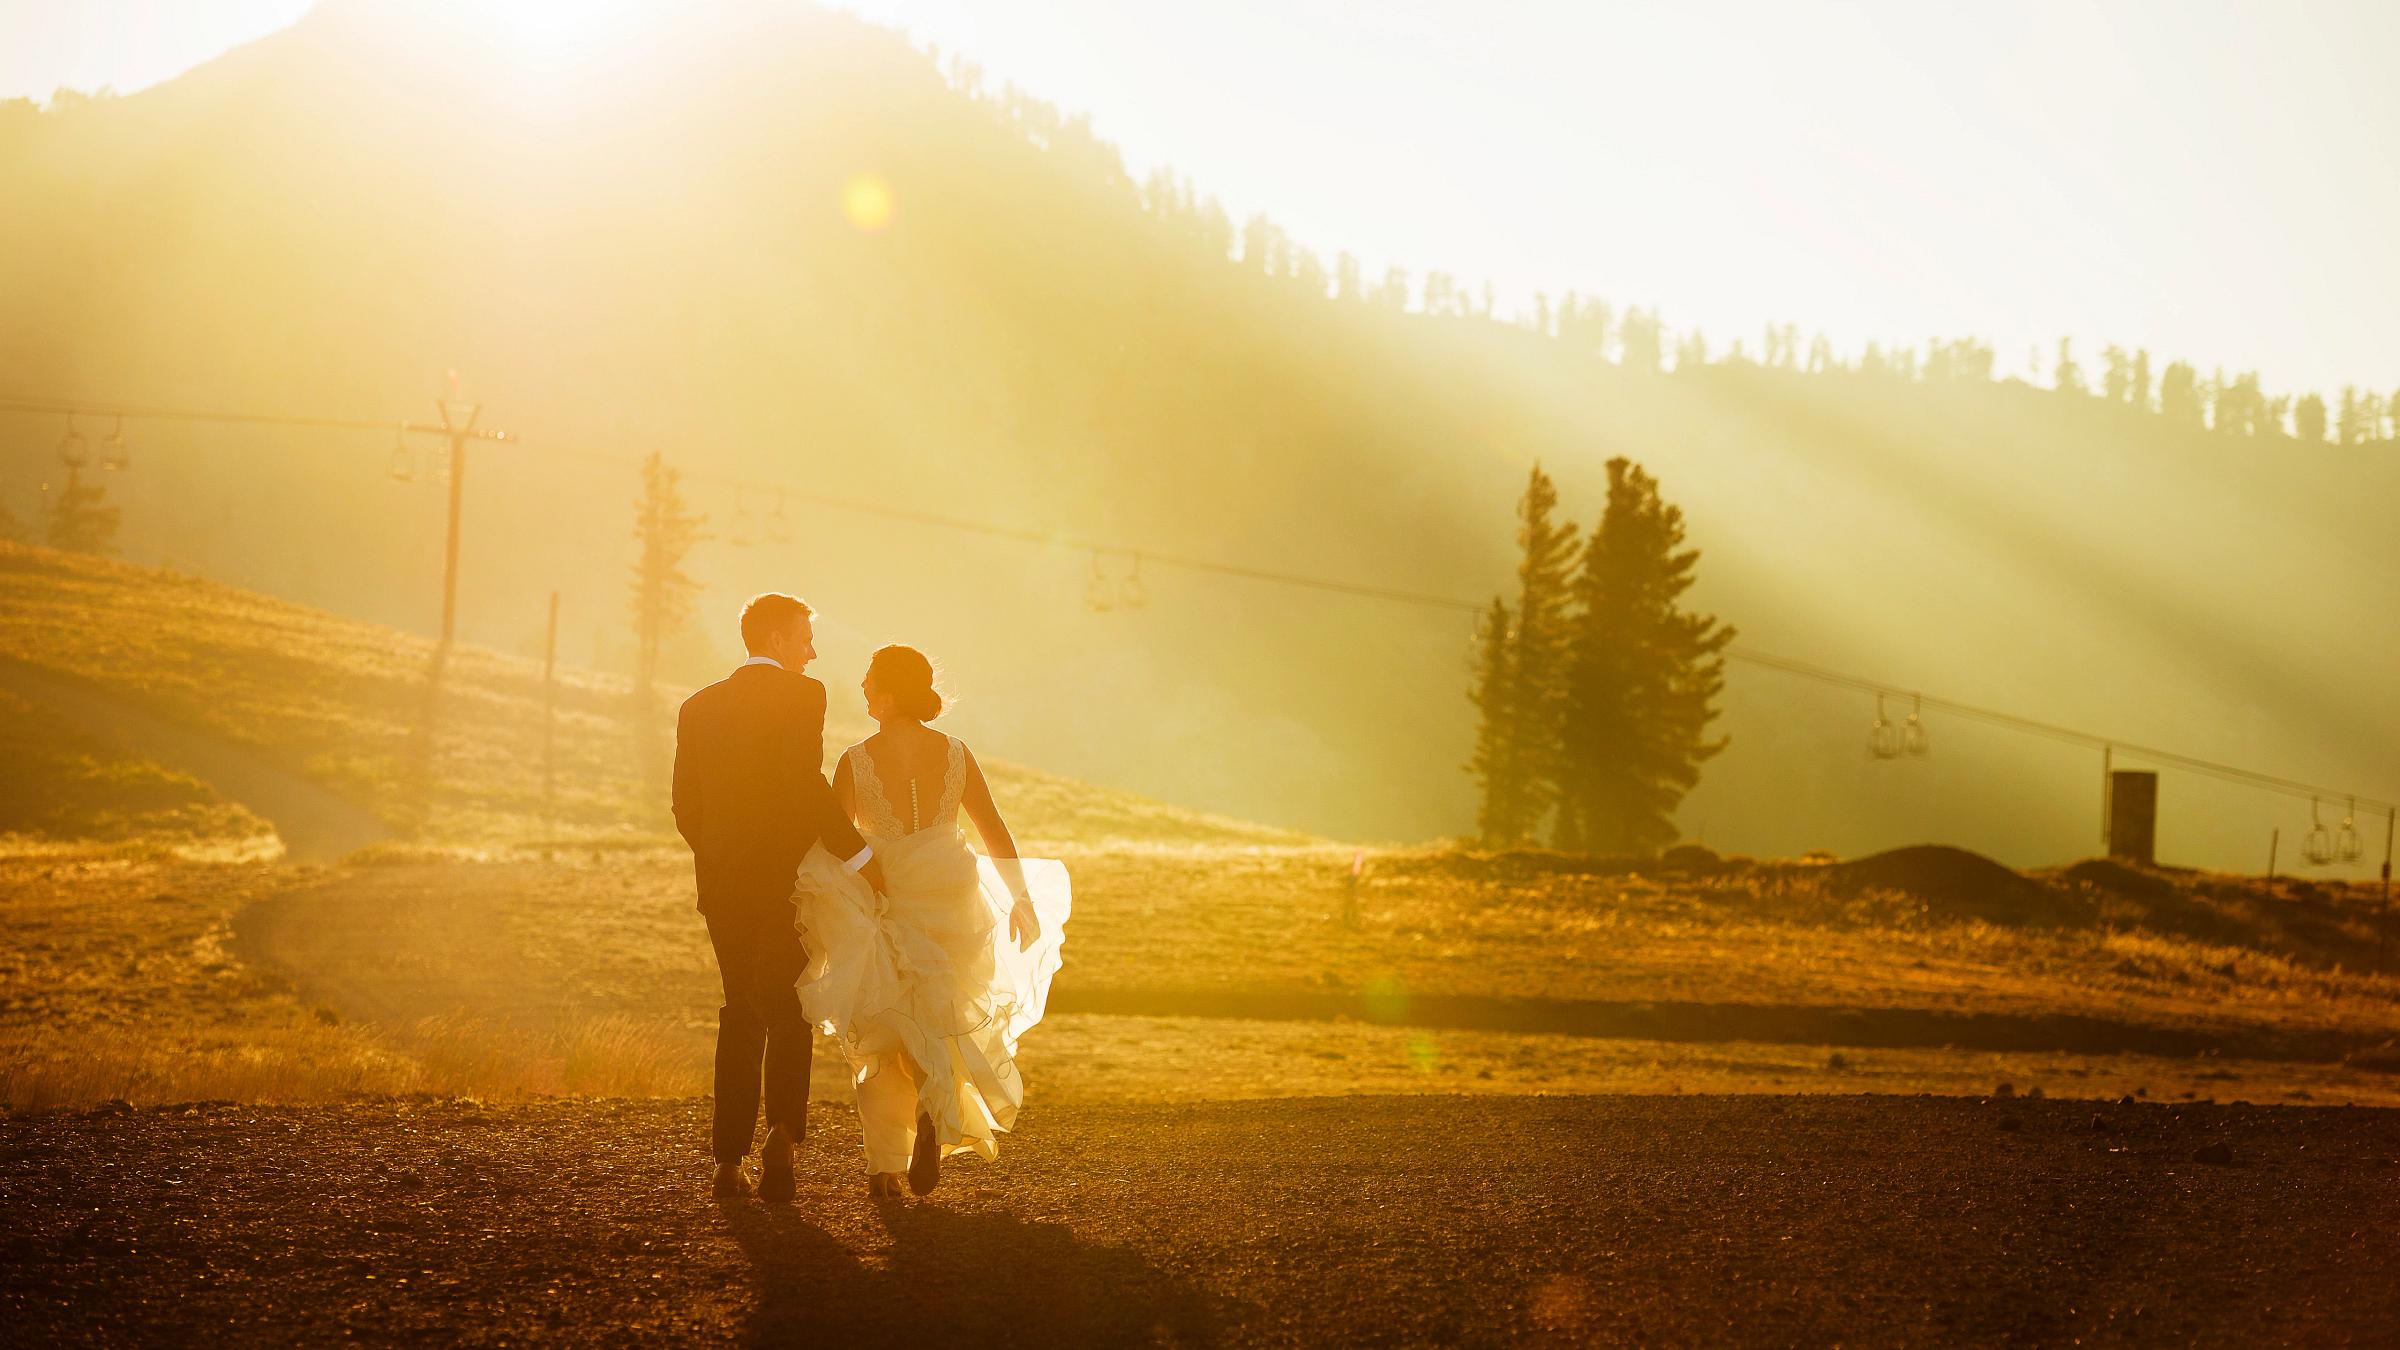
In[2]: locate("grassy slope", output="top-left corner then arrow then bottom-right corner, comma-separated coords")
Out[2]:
5,542 -> 2395,1112
0,682 -> 268,845
0,540 -> 1306,850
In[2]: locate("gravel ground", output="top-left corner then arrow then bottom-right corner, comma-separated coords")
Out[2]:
4,1093 -> 2396,1347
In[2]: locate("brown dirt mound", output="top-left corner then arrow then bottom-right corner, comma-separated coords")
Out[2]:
2058,856 -> 2185,901
1823,845 -> 2088,925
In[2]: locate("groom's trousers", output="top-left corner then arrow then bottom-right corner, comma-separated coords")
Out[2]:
704,903 -> 813,1165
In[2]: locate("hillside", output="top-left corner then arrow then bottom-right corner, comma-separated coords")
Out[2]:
0,541 -> 1303,850
0,0 -> 2394,863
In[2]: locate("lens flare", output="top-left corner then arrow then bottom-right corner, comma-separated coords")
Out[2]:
842,173 -> 895,232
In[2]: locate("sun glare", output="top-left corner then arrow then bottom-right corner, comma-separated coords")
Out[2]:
425,0 -> 657,83
485,0 -> 641,49
842,173 -> 896,232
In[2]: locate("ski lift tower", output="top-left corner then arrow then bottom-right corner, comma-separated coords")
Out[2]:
423,393 -> 510,650
2107,769 -> 2158,865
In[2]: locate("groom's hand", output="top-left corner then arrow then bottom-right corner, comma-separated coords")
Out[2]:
860,857 -> 890,895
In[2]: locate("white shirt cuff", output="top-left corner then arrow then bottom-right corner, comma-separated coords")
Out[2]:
841,845 -> 873,874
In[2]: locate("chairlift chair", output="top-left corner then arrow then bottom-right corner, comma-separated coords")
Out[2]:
58,416 -> 88,469
2303,798 -> 2337,867
388,425 -> 415,482
2336,798 -> 2362,864
1119,553 -> 1147,609
1901,692 -> 1930,758
1869,693 -> 1904,760
765,492 -> 793,545
1084,552 -> 1114,613
99,415 -> 129,471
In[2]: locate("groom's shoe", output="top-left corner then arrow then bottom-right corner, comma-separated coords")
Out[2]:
758,1125 -> 797,1204
712,1163 -> 752,1200
908,1112 -> 940,1196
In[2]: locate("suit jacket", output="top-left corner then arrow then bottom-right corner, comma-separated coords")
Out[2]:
672,662 -> 867,920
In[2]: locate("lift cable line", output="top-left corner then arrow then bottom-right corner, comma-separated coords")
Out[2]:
0,395 -> 506,444
5,393 -> 2393,821
3,394 -> 511,647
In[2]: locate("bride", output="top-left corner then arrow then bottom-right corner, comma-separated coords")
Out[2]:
790,644 -> 1071,1197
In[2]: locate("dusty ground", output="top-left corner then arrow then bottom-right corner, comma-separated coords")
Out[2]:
14,851 -> 2400,1113
5,1094 -> 2397,1347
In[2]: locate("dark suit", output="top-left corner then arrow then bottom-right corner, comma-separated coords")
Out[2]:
673,660 -> 867,1164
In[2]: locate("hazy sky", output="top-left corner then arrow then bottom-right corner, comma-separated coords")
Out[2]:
8,0 -> 2397,396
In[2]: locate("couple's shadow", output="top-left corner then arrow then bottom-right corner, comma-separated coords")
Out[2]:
720,1194 -> 1227,1347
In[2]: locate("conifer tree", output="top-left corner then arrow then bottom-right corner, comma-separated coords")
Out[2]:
2295,392 -> 2329,443
1502,465 -> 1579,841
2053,338 -> 2086,395
2101,345 -> 2131,401
1619,309 -> 1664,373
2158,361 -> 2201,424
629,452 -> 707,695
1465,597 -> 1519,845
45,467 -> 119,556
1556,459 -> 1733,855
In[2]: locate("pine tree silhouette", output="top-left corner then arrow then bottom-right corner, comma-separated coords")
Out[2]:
2295,392 -> 2329,443
1557,459 -> 1732,856
2159,361 -> 2202,424
2053,338 -> 2086,395
1465,597 -> 1518,845
1502,465 -> 1578,843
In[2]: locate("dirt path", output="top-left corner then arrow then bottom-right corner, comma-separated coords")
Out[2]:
1050,986 -> 2388,1063
4,1094 -> 2395,1346
0,657 -> 390,862
232,861 -> 2400,1070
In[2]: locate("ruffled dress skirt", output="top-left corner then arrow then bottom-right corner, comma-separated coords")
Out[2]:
791,827 -> 1070,1173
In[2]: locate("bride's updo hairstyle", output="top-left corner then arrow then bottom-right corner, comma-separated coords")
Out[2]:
866,644 -> 945,721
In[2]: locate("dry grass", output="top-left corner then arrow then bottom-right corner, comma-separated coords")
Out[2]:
243,845 -> 2400,1052
0,685 -> 274,845
10,840 -> 2399,1112
1057,845 -> 2400,1044
208,847 -> 2400,1112
0,852 -> 709,1110
405,1013 -> 705,1100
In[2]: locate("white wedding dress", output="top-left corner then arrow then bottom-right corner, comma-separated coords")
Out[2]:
790,734 -> 1071,1175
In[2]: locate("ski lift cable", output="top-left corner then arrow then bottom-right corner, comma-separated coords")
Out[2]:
5,392 -> 2392,816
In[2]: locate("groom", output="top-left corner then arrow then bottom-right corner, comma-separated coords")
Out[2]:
673,592 -> 887,1202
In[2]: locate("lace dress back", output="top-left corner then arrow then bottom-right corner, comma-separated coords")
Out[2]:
848,735 -> 966,840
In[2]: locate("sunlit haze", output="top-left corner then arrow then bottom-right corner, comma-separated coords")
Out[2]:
6,4 -> 2400,1335
9,0 -> 2399,394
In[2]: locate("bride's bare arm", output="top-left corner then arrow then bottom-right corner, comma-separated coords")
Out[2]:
831,752 -> 860,828
961,746 -> 1041,946
959,746 -> 1017,859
